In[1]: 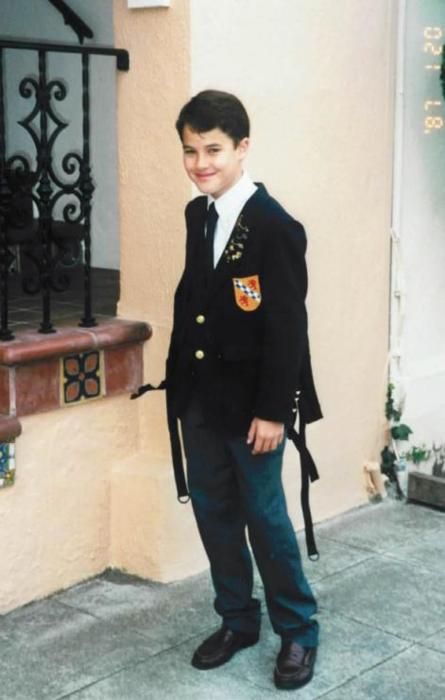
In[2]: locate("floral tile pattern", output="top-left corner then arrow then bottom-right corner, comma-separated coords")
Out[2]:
0,442 -> 16,488
61,350 -> 104,406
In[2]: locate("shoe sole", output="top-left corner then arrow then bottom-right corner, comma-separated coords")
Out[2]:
191,636 -> 259,670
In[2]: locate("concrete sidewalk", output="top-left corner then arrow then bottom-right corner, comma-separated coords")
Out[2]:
1,499 -> 444,699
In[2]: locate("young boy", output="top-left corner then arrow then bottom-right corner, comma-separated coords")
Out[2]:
166,90 -> 322,690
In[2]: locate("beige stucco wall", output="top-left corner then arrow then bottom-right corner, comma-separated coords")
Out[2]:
0,397 -> 137,614
0,0 -> 194,615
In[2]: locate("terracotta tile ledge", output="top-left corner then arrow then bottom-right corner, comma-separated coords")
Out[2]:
0,318 -> 152,418
0,415 -> 21,442
0,318 -> 152,366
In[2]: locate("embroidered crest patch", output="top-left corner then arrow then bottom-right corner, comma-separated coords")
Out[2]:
233,275 -> 262,312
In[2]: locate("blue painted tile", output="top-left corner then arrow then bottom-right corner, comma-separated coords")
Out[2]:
0,441 -> 15,488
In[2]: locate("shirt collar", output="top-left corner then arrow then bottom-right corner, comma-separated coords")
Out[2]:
207,172 -> 255,218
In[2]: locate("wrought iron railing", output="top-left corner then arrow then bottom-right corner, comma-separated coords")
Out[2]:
0,39 -> 129,341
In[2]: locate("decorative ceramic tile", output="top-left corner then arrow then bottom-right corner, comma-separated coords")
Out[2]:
0,441 -> 16,488
60,350 -> 105,406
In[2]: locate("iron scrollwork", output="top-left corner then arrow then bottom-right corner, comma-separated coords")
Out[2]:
0,37 -> 129,341
1,47 -> 96,335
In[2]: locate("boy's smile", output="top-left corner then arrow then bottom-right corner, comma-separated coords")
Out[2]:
182,126 -> 249,199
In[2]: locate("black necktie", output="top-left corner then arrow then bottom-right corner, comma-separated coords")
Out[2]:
205,202 -> 218,272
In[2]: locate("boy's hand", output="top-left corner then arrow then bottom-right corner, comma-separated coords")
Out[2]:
247,418 -> 285,455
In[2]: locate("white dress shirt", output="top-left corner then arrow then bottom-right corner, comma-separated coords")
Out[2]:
207,172 -> 257,268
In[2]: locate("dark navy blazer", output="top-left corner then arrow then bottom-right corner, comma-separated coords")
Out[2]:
166,183 -> 322,435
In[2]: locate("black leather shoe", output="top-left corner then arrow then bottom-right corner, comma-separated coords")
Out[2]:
274,641 -> 317,690
191,626 -> 259,670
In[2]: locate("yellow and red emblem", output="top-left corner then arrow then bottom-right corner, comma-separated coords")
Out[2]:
232,275 -> 262,312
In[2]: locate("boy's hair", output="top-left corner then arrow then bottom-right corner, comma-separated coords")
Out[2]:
175,90 -> 250,146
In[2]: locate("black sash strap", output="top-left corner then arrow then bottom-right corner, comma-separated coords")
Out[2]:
287,420 -> 320,560
165,397 -> 189,503
130,381 -> 167,398
131,382 -> 190,504
131,383 -> 320,558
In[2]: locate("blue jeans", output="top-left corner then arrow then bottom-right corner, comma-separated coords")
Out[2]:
181,398 -> 319,646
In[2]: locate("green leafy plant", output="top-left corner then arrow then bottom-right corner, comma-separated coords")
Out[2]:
380,384 -> 406,498
381,384 -> 444,499
404,444 -> 431,466
391,424 -> 412,441
385,383 -> 401,422
381,383 -> 423,498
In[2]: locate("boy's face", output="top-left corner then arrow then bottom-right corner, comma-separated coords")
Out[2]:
181,126 -> 249,199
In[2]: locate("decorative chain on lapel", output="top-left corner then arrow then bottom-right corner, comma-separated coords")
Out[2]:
223,213 -> 249,263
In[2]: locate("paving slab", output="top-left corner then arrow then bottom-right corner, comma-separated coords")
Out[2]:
320,644 -> 445,700
314,555 -> 445,642
0,598 -> 157,700
53,572 -> 215,652
297,534 -> 375,585
52,574 -> 169,619
380,526 -> 445,576
419,626 -> 445,655
317,500 -> 445,554
56,642 -> 277,700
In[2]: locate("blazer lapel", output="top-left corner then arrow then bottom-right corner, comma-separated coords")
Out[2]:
205,184 -> 269,302
188,195 -> 207,258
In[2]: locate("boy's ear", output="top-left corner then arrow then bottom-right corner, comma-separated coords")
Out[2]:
237,137 -> 250,159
